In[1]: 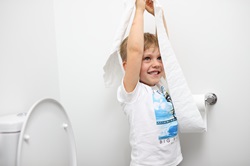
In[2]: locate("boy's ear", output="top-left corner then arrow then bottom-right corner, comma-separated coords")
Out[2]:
123,61 -> 127,70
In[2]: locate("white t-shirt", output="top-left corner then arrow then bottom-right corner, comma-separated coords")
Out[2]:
117,81 -> 183,166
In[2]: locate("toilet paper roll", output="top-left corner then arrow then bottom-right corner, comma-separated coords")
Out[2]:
193,94 -> 207,132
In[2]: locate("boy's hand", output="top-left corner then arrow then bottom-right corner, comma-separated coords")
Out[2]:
146,0 -> 154,15
135,0 -> 146,12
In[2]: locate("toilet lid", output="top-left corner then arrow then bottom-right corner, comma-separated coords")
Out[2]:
17,98 -> 77,166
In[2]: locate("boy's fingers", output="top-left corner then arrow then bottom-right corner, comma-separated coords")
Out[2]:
146,0 -> 153,7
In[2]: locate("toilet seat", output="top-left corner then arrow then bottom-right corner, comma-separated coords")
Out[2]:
16,98 -> 77,166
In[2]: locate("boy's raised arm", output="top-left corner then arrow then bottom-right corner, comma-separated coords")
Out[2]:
123,0 -> 145,92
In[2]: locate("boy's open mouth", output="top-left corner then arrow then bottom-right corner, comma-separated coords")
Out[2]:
148,71 -> 160,75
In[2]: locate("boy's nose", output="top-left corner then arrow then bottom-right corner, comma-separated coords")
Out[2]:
152,60 -> 161,68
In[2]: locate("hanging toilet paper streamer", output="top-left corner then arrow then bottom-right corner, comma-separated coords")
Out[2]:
193,94 -> 207,131
103,0 -> 207,133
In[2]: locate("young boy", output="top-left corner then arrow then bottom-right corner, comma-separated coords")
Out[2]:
117,0 -> 183,165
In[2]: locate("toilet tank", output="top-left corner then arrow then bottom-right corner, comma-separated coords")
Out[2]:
0,113 -> 26,166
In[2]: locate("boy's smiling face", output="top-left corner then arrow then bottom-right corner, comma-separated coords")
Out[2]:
139,46 -> 164,86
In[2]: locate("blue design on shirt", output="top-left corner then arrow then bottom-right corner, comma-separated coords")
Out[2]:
152,89 -> 178,140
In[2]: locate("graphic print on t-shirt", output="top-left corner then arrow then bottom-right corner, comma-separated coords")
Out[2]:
152,90 -> 178,141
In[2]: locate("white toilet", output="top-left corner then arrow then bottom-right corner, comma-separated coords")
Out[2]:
0,98 -> 77,166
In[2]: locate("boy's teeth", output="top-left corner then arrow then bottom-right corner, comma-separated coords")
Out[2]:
150,71 -> 158,75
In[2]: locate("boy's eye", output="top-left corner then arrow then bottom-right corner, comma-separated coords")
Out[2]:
144,57 -> 151,61
157,57 -> 162,61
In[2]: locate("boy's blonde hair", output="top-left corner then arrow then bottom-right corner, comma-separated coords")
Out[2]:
120,33 -> 159,62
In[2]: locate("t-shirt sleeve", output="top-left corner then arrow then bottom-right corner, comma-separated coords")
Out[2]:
117,78 -> 141,104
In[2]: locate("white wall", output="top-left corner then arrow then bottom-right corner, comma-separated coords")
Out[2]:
53,0 -> 131,165
1,0 -> 250,165
55,0 -> 250,165
172,0 -> 250,165
0,0 -> 60,115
